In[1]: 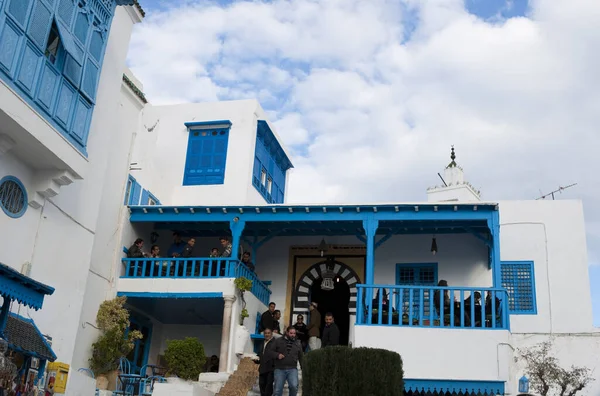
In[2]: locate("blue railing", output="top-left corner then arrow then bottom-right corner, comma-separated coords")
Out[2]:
120,258 -> 271,306
356,284 -> 510,330
235,262 -> 272,306
121,257 -> 238,279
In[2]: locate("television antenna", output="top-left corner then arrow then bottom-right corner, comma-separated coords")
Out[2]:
536,183 -> 577,200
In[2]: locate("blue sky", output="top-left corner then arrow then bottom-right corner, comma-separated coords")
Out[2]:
128,0 -> 600,327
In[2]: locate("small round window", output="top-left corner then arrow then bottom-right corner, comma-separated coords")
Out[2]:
0,176 -> 27,218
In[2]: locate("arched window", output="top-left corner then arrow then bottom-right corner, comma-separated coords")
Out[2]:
0,176 -> 28,218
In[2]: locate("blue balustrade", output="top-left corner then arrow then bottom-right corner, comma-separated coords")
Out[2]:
356,284 -> 510,330
120,257 -> 272,306
234,261 -> 271,306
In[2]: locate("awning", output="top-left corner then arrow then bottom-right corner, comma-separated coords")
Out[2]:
0,263 -> 54,310
55,18 -> 83,65
4,313 -> 56,361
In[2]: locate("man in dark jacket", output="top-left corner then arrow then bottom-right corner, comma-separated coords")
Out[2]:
273,327 -> 303,396
307,302 -> 321,350
255,328 -> 277,396
321,312 -> 340,347
260,302 -> 276,333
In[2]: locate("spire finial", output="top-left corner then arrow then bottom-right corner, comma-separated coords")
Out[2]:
447,145 -> 457,168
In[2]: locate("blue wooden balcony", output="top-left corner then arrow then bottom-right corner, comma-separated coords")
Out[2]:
120,258 -> 271,305
356,284 -> 510,330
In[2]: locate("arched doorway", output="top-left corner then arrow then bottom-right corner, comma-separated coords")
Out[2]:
292,259 -> 361,346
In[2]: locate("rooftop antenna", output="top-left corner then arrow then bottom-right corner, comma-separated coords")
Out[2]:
536,183 -> 577,200
437,145 -> 455,186
437,173 -> 448,187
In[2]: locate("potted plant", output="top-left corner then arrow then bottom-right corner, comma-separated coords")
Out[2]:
234,277 -> 253,325
89,296 -> 142,390
164,337 -> 206,380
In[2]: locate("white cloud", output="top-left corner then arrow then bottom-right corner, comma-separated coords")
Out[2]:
128,0 -> 600,264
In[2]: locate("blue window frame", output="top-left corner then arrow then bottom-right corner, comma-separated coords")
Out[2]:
183,121 -> 231,186
0,176 -> 28,218
124,175 -> 141,205
140,189 -> 160,205
252,120 -> 292,204
395,263 -> 438,319
500,261 -> 537,314
126,315 -> 152,374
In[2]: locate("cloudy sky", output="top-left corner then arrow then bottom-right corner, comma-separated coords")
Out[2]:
126,0 -> 599,324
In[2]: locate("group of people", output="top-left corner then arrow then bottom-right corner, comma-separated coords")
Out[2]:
434,280 -> 502,327
125,233 -> 256,275
255,301 -> 340,396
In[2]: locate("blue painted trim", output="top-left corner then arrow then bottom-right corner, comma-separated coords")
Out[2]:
54,18 -> 83,64
256,120 -> 293,171
0,262 -> 54,310
128,314 -> 152,374
148,192 -> 160,205
184,120 -> 232,128
404,379 -> 505,394
129,203 -> 497,223
117,292 -> 223,299
140,189 -> 149,206
250,334 -> 264,340
0,176 -> 28,218
500,260 -> 537,315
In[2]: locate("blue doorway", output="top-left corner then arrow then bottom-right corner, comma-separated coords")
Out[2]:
126,315 -> 152,374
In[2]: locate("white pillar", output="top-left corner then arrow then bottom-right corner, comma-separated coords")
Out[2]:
219,295 -> 236,372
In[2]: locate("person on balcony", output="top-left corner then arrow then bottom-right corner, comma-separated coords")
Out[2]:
209,248 -> 219,257
322,313 -> 340,347
180,238 -> 196,276
127,238 -> 148,259
293,314 -> 308,352
167,232 -> 186,258
372,289 -> 395,313
307,302 -> 321,351
273,327 -> 303,396
219,236 -> 244,259
241,252 -> 255,272
485,291 -> 502,327
433,280 -> 470,327
260,303 -> 276,334
254,328 -> 277,396
463,291 -> 482,326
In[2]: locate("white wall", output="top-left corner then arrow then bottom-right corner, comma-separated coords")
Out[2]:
354,326 -> 512,381
499,200 -> 594,334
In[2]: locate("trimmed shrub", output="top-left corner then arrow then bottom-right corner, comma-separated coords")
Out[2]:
303,346 -> 404,396
164,337 -> 207,380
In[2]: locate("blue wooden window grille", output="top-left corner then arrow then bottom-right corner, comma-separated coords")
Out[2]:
500,261 -> 537,314
140,189 -> 160,205
183,126 -> 230,186
0,0 -> 118,155
0,176 -> 28,218
395,263 -> 438,319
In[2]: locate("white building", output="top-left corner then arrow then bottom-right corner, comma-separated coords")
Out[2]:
0,2 -> 598,394
112,97 -> 600,395
0,0 -> 144,392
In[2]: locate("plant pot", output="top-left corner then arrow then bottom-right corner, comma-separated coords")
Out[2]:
106,370 -> 119,391
96,375 -> 109,390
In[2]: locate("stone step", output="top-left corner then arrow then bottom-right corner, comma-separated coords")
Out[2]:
248,371 -> 302,396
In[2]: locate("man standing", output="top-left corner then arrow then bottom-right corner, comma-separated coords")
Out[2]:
272,310 -> 282,337
321,312 -> 340,347
255,328 -> 277,396
307,302 -> 321,350
260,303 -> 276,334
167,232 -> 186,257
273,327 -> 303,396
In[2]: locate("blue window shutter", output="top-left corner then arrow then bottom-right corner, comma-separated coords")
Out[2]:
27,1 -> 52,50
124,177 -> 133,205
55,19 -> 84,64
183,128 -> 229,185
57,0 -> 76,27
88,29 -> 105,63
500,261 -> 536,314
141,189 -> 149,205
81,56 -> 99,100
7,0 -> 32,27
73,9 -> 90,46
130,181 -> 141,205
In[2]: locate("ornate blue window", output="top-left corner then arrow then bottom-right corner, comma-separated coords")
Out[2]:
183,121 -> 231,186
500,261 -> 537,314
124,174 -> 141,205
252,120 -> 292,204
0,176 -> 28,218
141,189 -> 160,205
396,263 -> 438,318
0,0 -> 122,155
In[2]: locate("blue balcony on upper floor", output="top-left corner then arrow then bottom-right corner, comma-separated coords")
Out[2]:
119,257 -> 272,306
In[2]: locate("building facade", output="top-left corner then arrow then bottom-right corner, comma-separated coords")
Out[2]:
0,0 -> 143,393
115,97 -> 599,395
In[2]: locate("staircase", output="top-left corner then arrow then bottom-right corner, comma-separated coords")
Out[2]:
247,370 -> 302,396
217,357 -> 259,396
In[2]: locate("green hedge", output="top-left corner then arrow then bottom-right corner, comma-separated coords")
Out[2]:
303,346 -> 404,396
